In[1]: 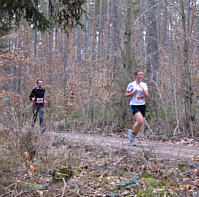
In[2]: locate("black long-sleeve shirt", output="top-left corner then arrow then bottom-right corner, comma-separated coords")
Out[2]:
29,88 -> 45,106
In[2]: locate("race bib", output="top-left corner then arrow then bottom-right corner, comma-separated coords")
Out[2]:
136,96 -> 144,100
37,98 -> 43,103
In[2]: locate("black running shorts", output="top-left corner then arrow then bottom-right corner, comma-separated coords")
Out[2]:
129,105 -> 146,117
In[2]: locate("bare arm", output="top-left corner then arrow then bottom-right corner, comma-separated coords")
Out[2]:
125,90 -> 137,98
142,88 -> 149,99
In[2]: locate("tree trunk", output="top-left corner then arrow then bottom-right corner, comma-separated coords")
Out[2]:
111,0 -> 118,53
33,0 -> 38,57
91,0 -> 97,60
62,33 -> 69,106
76,26 -> 82,65
180,0 -> 194,136
123,0 -> 132,71
162,0 -> 169,50
83,1 -> 90,59
98,0 -> 105,59
119,0 -> 132,124
146,0 -> 159,82
139,0 -> 146,59
106,0 -> 111,60
145,0 -> 160,133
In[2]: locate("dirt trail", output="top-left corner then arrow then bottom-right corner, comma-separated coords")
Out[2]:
46,131 -> 199,161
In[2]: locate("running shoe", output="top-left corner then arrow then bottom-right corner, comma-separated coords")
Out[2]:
128,129 -> 136,146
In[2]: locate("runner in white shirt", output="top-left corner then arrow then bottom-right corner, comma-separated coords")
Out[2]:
125,71 -> 149,146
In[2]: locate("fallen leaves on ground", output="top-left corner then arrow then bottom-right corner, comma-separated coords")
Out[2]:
2,133 -> 199,196
178,155 -> 199,195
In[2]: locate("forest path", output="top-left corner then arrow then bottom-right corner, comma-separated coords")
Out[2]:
46,130 -> 199,161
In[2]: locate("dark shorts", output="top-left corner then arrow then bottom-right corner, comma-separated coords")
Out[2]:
129,105 -> 146,117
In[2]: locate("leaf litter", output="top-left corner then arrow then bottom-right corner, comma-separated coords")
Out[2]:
1,130 -> 199,196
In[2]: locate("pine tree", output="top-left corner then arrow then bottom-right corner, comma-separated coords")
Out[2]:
0,0 -> 86,33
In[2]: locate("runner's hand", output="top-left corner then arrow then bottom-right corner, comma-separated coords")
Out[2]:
132,89 -> 137,95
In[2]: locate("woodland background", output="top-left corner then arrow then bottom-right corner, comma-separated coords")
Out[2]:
1,0 -> 199,137
1,0 -> 199,196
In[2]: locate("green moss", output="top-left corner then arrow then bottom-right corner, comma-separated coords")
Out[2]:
140,177 -> 159,187
137,188 -> 153,196
142,172 -> 153,178
70,110 -> 80,118
0,178 -> 16,186
90,171 -> 101,178
178,163 -> 185,170
74,167 -> 82,174
0,178 -> 43,189
22,183 -> 43,189
53,167 -> 73,182
137,188 -> 171,196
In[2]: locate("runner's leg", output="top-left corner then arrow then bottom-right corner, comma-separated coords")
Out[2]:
39,106 -> 44,132
132,111 -> 144,136
32,107 -> 38,127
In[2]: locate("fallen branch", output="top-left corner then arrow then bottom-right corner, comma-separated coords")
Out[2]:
5,182 -> 17,190
0,191 -> 13,197
145,119 -> 154,135
15,190 -> 30,197
61,178 -> 66,197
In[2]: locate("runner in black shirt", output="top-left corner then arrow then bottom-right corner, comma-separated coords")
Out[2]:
29,79 -> 46,132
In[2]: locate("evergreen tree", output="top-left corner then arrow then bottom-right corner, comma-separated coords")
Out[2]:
0,0 -> 86,32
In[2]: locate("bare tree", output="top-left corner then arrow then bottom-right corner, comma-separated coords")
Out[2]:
180,0 -> 194,136
162,0 -> 169,50
146,0 -> 159,82
123,0 -> 132,70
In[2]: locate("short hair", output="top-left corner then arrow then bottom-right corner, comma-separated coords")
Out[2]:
37,79 -> 43,84
134,70 -> 143,77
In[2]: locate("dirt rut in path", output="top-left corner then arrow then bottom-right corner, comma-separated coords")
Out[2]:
46,131 -> 199,161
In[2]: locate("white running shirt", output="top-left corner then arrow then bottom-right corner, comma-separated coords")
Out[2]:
126,81 -> 148,105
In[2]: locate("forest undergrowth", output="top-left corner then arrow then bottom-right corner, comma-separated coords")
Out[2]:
1,126 -> 199,197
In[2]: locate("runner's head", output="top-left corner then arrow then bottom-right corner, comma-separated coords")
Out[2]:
37,79 -> 43,89
134,71 -> 143,82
